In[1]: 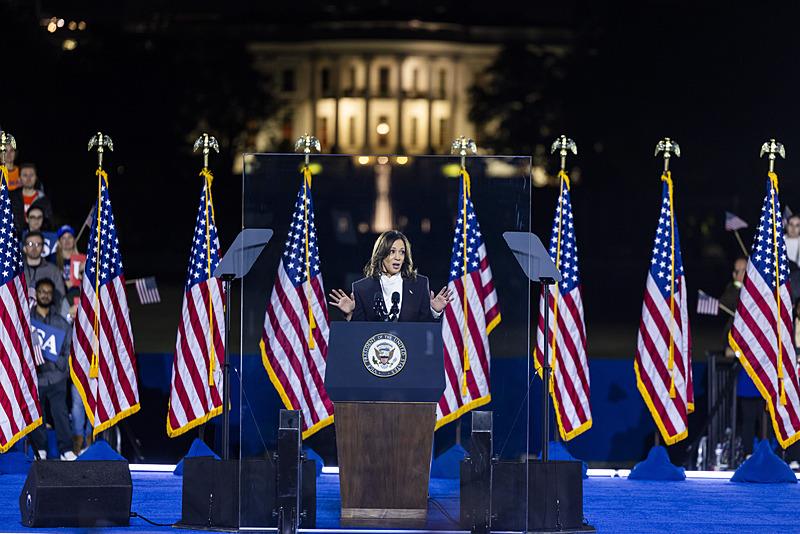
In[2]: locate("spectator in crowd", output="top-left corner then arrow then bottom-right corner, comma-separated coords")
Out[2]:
24,205 -> 48,234
11,164 -> 53,233
53,225 -> 82,322
23,232 -> 66,314
4,144 -> 20,190
721,256 -> 768,457
28,278 -> 76,461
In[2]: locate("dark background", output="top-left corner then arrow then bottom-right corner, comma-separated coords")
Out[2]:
3,0 -> 799,462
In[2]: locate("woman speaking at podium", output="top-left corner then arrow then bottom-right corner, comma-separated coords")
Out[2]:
328,230 -> 452,322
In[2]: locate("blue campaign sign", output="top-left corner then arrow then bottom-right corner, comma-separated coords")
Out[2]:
41,231 -> 58,259
30,319 -> 67,363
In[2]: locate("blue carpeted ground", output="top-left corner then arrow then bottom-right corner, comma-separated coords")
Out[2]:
0,470 -> 798,532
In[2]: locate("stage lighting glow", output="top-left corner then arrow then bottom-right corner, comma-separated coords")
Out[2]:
396,156 -> 409,165
47,22 -> 57,33
376,122 -> 390,135
68,21 -> 77,30
377,156 -> 389,165
57,18 -> 65,28
357,156 -> 369,165
78,21 -> 87,30
62,39 -> 77,51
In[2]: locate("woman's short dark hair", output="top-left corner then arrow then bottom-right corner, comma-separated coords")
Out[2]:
364,230 -> 417,279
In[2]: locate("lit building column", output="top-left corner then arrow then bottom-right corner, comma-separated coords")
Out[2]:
363,55 -> 372,152
427,56 -> 435,153
396,54 -> 404,154
332,55 -> 341,153
310,55 -> 318,148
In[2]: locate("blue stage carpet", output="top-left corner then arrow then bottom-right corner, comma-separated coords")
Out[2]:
0,471 -> 797,532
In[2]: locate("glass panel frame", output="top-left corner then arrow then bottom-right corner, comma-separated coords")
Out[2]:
237,153 -> 533,531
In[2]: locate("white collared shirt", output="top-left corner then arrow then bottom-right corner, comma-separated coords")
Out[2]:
379,273 -> 442,320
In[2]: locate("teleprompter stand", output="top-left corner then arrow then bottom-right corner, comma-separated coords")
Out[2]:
461,232 -> 595,533
179,229 -> 289,532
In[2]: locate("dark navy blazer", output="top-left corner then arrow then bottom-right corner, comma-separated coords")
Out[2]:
350,275 -> 435,322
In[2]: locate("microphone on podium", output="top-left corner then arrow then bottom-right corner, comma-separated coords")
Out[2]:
389,292 -> 400,322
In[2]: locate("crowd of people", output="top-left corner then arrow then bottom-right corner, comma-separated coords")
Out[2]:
4,146 -> 88,461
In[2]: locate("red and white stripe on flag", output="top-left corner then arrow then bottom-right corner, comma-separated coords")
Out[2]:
70,171 -> 139,437
533,172 -> 592,440
436,172 -> 500,429
0,166 -> 42,452
168,174 -> 225,437
635,174 -> 693,445
729,174 -> 800,448
260,169 -> 334,439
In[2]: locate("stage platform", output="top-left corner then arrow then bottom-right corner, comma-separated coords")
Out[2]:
0,470 -> 797,532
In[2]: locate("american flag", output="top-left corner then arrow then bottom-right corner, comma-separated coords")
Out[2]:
534,172 -> 592,440
724,211 -> 749,232
634,173 -> 693,445
260,169 -> 333,439
696,290 -> 720,316
0,166 -> 41,453
436,171 -> 500,429
70,170 -> 139,437
167,174 -> 224,437
729,174 -> 800,448
133,276 -> 161,305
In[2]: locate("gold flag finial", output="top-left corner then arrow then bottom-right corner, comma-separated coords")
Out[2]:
451,136 -> 477,170
760,138 -> 786,174
655,137 -> 681,174
87,132 -> 114,170
193,133 -> 220,169
295,134 -> 321,166
0,131 -> 17,167
551,135 -> 577,172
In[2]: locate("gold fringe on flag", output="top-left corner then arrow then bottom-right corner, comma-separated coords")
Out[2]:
302,165 -> 317,349
460,169 -> 472,397
768,171 -> 787,405
200,167 -> 217,387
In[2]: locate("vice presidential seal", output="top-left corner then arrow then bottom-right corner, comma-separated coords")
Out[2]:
362,333 -> 407,377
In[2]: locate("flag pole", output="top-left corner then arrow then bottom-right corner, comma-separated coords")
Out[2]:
760,138 -> 788,406
450,137 -> 477,399
87,132 -> 114,380
733,230 -> 748,257
192,132 -> 224,449
655,137 -> 681,444
547,135 -> 578,444
295,134 -> 321,352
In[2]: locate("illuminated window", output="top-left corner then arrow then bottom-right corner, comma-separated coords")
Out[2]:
377,115 -> 389,147
348,116 -> 356,146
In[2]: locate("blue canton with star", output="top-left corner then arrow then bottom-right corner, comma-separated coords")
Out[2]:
449,181 -> 485,281
185,184 -> 220,290
281,183 -> 321,287
648,182 -> 685,299
0,174 -> 23,283
548,186 -> 580,293
84,176 -> 124,285
750,179 -> 789,291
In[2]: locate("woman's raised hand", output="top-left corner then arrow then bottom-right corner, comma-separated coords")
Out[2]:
430,286 -> 454,313
328,289 -> 355,315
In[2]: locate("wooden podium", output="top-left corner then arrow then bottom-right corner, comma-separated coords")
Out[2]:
325,322 -> 445,527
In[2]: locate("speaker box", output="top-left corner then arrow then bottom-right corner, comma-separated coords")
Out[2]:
461,460 -> 584,532
180,457 -> 316,529
19,460 -> 132,527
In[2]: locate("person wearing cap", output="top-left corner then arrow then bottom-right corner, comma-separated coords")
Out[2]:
53,225 -> 80,289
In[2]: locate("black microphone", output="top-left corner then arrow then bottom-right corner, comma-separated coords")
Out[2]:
389,291 -> 400,321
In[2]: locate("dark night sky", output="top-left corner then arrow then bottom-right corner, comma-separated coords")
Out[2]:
3,0 -> 800,355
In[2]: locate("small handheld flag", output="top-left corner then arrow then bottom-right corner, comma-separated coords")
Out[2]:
724,211 -> 748,232
696,290 -> 720,316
